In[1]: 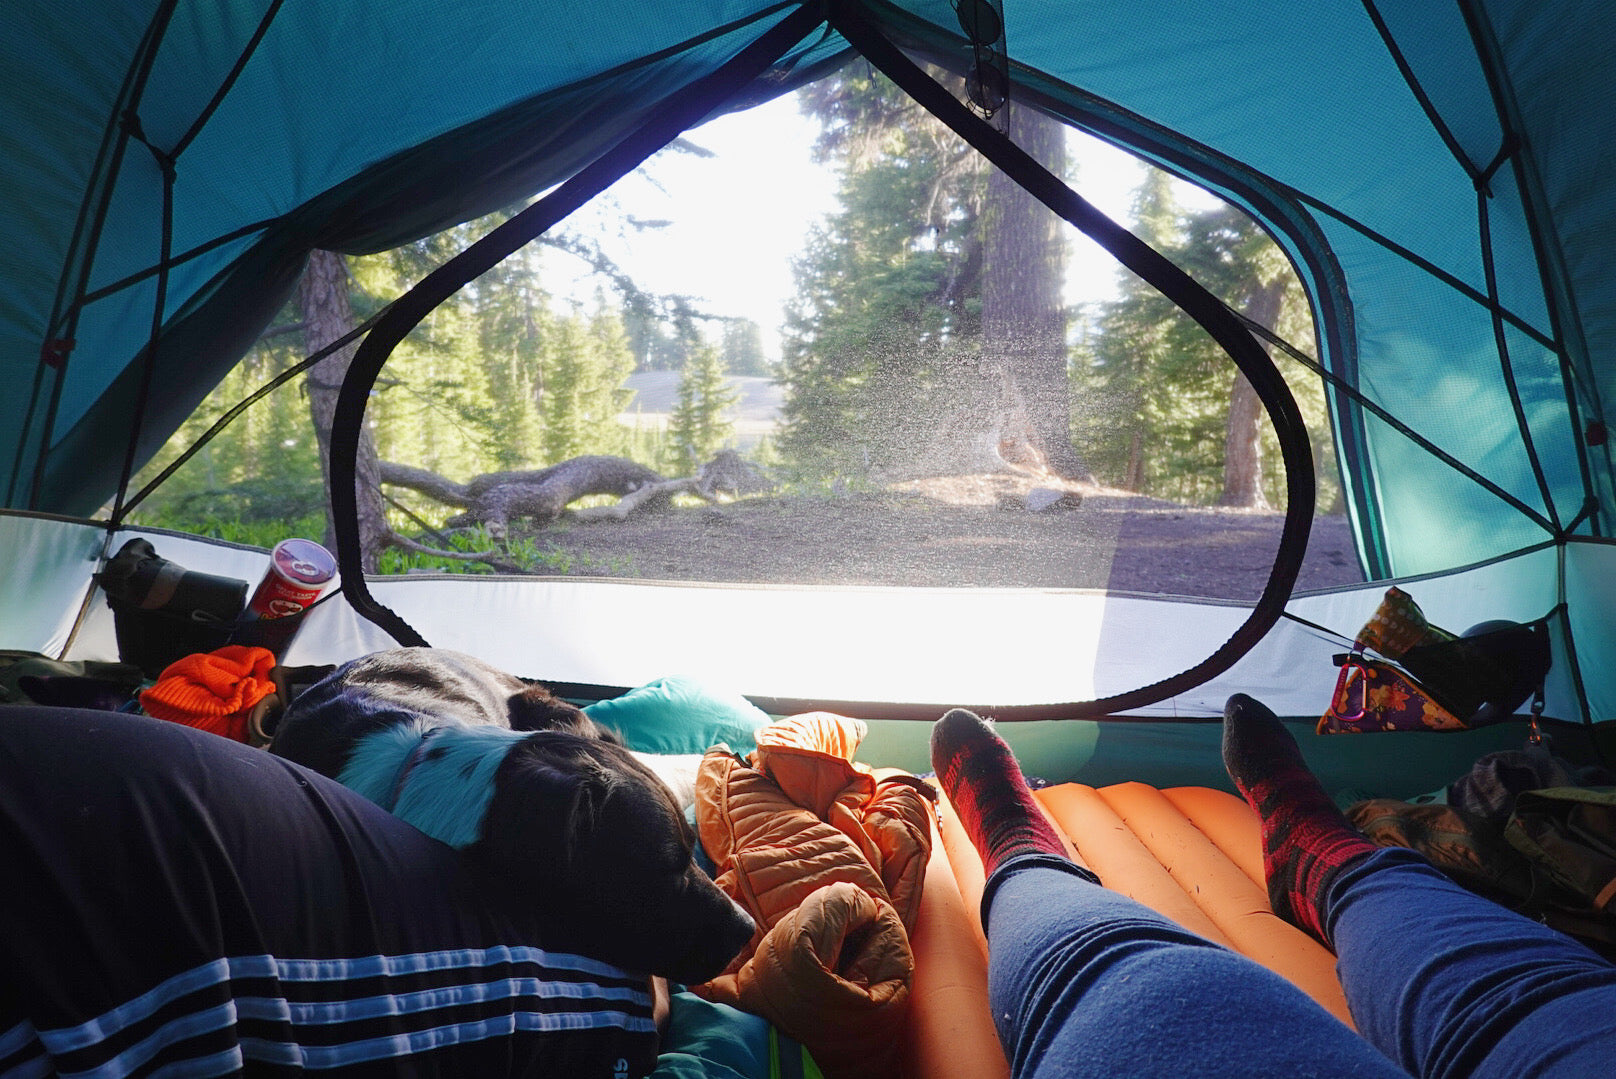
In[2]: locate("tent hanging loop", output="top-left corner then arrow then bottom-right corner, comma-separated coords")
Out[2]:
107,107 -> 180,531
39,339 -> 74,369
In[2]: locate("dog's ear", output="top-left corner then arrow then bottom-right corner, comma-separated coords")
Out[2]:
506,684 -> 621,744
476,733 -> 752,982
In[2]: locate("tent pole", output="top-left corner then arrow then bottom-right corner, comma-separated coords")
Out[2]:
825,0 -> 1315,717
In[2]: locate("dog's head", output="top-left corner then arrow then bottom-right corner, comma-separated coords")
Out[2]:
474,731 -> 754,985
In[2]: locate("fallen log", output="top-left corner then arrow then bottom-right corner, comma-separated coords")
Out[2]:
381,454 -> 680,538
572,477 -> 708,521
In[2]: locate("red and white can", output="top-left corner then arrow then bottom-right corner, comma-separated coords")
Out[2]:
246,538 -> 337,620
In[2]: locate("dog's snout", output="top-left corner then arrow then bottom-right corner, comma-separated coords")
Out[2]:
729,895 -> 756,937
719,893 -> 756,959
647,870 -> 757,985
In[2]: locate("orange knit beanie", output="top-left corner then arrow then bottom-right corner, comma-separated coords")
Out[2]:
140,645 -> 279,742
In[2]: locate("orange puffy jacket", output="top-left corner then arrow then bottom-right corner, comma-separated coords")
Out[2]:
692,712 -> 936,1079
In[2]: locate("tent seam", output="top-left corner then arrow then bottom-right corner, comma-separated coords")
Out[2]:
1475,185 -> 1561,533
76,217 -> 282,306
1238,315 -> 1557,534
16,0 -> 179,509
1459,0 -> 1609,540
1359,0 -> 1487,184
168,0 -> 287,161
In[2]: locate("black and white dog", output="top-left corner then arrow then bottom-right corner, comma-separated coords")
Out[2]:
269,648 -> 752,986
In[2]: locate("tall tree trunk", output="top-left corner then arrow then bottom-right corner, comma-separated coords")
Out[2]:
1123,429 -> 1143,491
981,104 -> 1093,481
1218,277 -> 1285,508
299,249 -> 389,571
907,356 -> 1037,478
1220,373 -> 1268,508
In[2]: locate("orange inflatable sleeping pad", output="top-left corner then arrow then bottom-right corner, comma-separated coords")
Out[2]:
1029,783 -> 1238,950
1085,778 -> 1350,1027
903,810 -> 1011,1079
1160,784 -> 1266,888
916,789 -> 1083,1078
931,789 -> 990,957
905,783 -> 1356,1076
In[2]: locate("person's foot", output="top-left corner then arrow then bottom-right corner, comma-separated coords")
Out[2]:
1223,694 -> 1377,945
930,708 -> 1069,877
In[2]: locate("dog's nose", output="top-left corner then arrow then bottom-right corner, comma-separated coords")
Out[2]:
714,895 -> 756,968
727,895 -> 757,942
662,887 -> 756,985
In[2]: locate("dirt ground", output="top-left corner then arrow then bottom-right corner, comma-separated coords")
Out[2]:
522,473 -> 1365,600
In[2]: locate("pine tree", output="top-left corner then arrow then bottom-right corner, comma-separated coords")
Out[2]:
779,66 -> 977,480
667,342 -> 739,474
1074,171 -> 1184,492
719,318 -> 771,376
474,246 -> 550,470
1075,175 -> 1331,509
539,298 -> 635,463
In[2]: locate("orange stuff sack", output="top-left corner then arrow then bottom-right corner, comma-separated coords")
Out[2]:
139,645 -> 277,743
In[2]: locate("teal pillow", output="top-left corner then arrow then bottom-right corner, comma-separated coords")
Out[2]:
583,676 -> 771,757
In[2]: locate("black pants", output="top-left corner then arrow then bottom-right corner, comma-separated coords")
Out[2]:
0,706 -> 657,1078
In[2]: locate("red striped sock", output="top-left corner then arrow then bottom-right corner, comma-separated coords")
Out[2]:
930,708 -> 1067,877
1223,693 -> 1376,946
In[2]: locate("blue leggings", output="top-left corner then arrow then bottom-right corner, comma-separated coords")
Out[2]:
983,849 -> 1616,1079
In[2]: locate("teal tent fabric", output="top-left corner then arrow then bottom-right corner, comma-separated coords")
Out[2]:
0,1 -> 843,513
2,2 -> 1614,714
5,1 -> 1610,556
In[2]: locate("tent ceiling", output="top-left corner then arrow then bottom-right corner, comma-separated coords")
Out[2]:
2,0 -> 1612,579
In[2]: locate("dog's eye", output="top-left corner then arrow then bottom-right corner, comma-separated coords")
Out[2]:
659,840 -> 691,872
640,836 -> 693,876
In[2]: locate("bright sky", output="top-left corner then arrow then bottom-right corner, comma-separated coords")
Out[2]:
555,88 -> 1218,358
